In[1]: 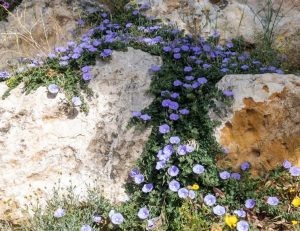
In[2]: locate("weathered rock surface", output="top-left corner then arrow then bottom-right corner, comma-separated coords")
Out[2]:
0,48 -> 161,221
0,0 -> 100,70
137,0 -> 300,43
215,74 -> 300,175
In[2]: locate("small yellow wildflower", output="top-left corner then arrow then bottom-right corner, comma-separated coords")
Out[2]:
289,187 -> 296,193
191,183 -> 200,190
224,215 -> 238,228
292,197 -> 300,208
292,220 -> 298,225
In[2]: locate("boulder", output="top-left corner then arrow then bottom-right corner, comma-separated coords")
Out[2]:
0,47 -> 161,221
215,74 -> 300,175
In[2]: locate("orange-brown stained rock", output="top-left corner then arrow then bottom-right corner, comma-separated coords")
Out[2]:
218,88 -> 300,175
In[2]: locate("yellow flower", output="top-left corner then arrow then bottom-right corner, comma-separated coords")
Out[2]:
292,197 -> 300,208
289,187 -> 296,193
292,220 -> 298,225
191,183 -> 200,191
224,215 -> 238,228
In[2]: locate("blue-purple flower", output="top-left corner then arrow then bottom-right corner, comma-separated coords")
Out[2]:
80,225 -> 92,231
142,183 -> 153,193
282,160 -> 292,169
168,165 -> 179,177
169,180 -> 180,192
219,171 -> 230,180
245,199 -> 256,209
169,113 -> 179,121
138,207 -> 149,219
234,210 -> 246,218
93,215 -> 102,223
204,194 -> 216,206
213,205 -> 225,216
231,173 -> 241,180
289,166 -> 300,176
170,136 -> 180,144
134,174 -> 144,184
159,124 -> 170,134
140,114 -> 151,121
188,190 -> 196,199
72,97 -> 82,106
178,188 -> 189,198
48,84 -> 59,94
110,212 -> 124,225
237,220 -> 249,231
267,196 -> 279,206
193,164 -> 205,174
241,162 -> 250,171
54,208 -> 65,218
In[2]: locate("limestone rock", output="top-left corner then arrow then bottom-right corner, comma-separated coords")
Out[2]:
137,0 -> 300,43
0,47 -> 161,221
215,74 -> 300,175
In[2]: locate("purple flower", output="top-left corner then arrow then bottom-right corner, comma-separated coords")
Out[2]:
179,109 -> 189,115
111,213 -> 124,225
168,166 -> 179,176
188,190 -> 196,199
126,23 -> 133,28
130,168 -> 140,177
169,113 -> 180,121
132,111 -> 141,117
150,65 -> 161,72
173,53 -> 181,59
234,210 -> 246,218
163,46 -> 172,52
82,72 -> 92,81
186,145 -> 194,153
93,40 -> 102,46
289,166 -> 300,176
159,124 -> 170,134
223,90 -> 234,96
163,145 -> 174,155
241,65 -> 249,70
173,80 -> 183,86
133,9 -> 140,15
93,215 -> 102,223
219,171 -> 230,180
81,66 -> 92,73
142,183 -> 153,193
226,43 -> 234,48
147,219 -> 155,230
245,199 -> 256,209
193,164 -> 205,174
237,221 -> 249,231
60,55 -> 70,61
283,160 -> 292,169
156,161 -> 166,170
2,2 -> 10,9
138,207 -> 149,219
59,61 -> 68,66
185,75 -> 194,81
168,101 -> 179,110
213,205 -> 225,216
203,44 -> 211,52
231,173 -> 241,180
77,19 -> 85,26
267,196 -> 279,206
71,53 -> 81,59
204,194 -> 216,206
100,49 -> 112,58
197,77 -> 208,84
134,174 -> 144,184
171,93 -> 179,98
181,45 -> 190,51
203,64 -> 211,69
48,84 -> 59,94
221,68 -> 229,73
170,136 -> 180,144
140,114 -> 151,121
48,53 -> 57,59
178,188 -> 189,198
162,99 -> 171,107
169,180 -> 180,192
72,97 -> 82,106
54,208 -> 65,218
80,225 -> 92,231
173,48 -> 180,53
276,69 -> 284,74
55,47 -> 67,53
241,162 -> 250,171
177,145 -> 187,155
184,66 -> 193,72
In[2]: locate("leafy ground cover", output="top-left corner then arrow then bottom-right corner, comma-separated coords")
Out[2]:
0,1 -> 299,231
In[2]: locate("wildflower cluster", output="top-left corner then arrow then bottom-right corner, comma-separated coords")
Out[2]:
8,2 -> 299,231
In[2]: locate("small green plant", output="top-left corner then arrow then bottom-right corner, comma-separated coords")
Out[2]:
99,0 -> 129,15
